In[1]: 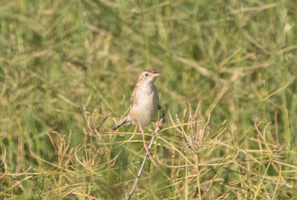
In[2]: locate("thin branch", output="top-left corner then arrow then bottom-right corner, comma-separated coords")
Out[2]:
127,111 -> 165,200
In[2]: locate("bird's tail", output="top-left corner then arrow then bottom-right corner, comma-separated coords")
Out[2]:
112,116 -> 130,130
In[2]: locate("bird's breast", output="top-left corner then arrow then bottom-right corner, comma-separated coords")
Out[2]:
129,85 -> 159,127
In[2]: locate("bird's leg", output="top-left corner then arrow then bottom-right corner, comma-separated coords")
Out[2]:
154,105 -> 165,130
152,120 -> 163,130
140,126 -> 152,155
155,121 -> 163,130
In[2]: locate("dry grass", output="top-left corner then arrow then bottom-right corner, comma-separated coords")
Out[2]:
1,0 -> 297,199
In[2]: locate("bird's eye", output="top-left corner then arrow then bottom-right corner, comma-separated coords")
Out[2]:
144,73 -> 149,77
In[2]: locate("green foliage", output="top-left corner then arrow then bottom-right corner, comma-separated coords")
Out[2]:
1,0 -> 297,199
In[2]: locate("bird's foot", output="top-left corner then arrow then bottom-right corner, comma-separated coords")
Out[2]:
144,144 -> 154,155
155,121 -> 163,130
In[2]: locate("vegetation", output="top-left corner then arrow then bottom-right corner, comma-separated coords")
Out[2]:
1,0 -> 297,199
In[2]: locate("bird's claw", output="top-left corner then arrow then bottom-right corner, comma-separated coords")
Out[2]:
155,121 -> 163,130
144,145 -> 154,155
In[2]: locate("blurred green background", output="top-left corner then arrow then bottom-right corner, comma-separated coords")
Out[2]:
1,0 -> 297,199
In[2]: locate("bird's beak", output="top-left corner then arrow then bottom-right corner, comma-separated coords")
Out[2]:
152,72 -> 161,77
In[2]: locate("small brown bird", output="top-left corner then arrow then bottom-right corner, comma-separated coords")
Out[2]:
112,69 -> 162,155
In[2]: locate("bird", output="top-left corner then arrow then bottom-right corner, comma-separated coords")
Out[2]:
112,69 -> 162,155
